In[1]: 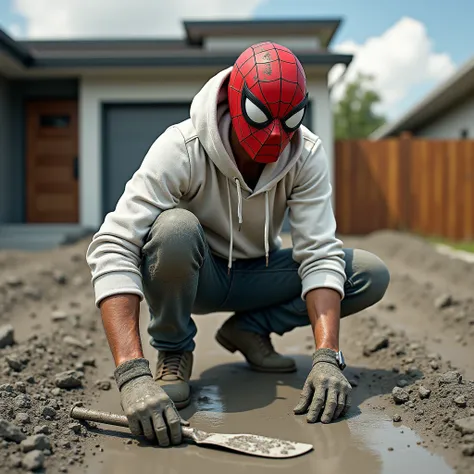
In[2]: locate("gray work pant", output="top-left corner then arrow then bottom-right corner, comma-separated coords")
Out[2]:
141,209 -> 390,352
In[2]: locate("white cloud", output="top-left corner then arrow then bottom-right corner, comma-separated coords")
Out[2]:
329,17 -> 456,116
7,23 -> 22,38
12,0 -> 263,39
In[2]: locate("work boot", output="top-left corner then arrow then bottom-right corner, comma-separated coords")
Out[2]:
215,316 -> 296,373
154,351 -> 193,409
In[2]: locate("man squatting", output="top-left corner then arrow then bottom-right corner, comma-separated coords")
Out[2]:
86,41 -> 390,447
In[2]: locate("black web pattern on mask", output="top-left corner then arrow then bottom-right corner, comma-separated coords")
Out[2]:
229,42 -> 306,157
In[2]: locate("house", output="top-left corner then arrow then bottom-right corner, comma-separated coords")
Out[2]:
0,18 -> 353,249
371,55 -> 474,139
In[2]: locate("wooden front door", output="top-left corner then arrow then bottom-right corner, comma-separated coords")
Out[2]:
26,100 -> 79,223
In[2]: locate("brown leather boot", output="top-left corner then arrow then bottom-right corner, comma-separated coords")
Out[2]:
154,351 -> 193,409
215,316 -> 296,373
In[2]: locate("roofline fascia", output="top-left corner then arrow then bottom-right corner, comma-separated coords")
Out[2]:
29,52 -> 353,69
0,29 -> 33,66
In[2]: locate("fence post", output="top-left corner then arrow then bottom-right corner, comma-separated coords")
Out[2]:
398,131 -> 412,230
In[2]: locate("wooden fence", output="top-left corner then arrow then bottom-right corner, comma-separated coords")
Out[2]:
334,138 -> 474,240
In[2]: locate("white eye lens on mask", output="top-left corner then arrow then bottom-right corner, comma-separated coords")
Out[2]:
284,107 -> 305,130
244,97 -> 269,124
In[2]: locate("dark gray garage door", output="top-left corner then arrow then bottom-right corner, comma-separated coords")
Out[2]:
102,103 -> 191,217
103,100 -> 313,230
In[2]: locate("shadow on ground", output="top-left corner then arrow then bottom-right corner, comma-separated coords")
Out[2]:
179,354 -> 423,420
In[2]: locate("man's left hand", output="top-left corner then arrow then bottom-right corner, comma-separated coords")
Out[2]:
293,348 -> 352,424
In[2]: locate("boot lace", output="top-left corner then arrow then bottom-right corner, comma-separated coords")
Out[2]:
161,352 -> 185,378
254,334 -> 275,357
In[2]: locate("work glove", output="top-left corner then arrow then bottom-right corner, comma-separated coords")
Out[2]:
293,348 -> 352,424
114,358 -> 188,446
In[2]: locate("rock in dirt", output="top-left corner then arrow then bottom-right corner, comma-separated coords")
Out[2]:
454,416 -> 474,435
51,310 -> 69,322
21,434 -> 52,453
52,271 -> 68,285
454,395 -> 467,408
14,382 -> 26,393
392,387 -> 409,404
15,413 -> 30,425
63,336 -> 86,350
33,425 -> 50,435
9,454 -> 22,467
81,357 -> 96,368
462,444 -> 474,456
14,394 -> 31,409
41,406 -> 57,419
6,276 -> 23,287
68,422 -> 82,435
454,416 -> 474,436
0,324 -> 15,348
94,379 -> 111,391
435,294 -> 454,310
5,355 -> 24,372
393,413 -> 402,422
439,371 -> 462,385
418,385 -> 431,399
0,383 -> 14,392
0,418 -> 26,442
54,370 -> 83,389
22,449 -> 44,471
363,334 -> 389,356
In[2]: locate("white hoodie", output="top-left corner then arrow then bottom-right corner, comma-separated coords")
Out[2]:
86,67 -> 346,307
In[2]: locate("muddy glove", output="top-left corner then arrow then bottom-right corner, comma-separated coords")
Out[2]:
293,348 -> 352,424
114,358 -> 188,446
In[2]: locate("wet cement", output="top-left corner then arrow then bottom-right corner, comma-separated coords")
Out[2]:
78,307 -> 453,474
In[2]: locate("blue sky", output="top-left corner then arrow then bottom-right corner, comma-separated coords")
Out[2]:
254,0 -> 472,66
0,0 -> 472,120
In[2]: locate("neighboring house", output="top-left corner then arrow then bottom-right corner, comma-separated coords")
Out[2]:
0,18 -> 353,249
371,55 -> 474,140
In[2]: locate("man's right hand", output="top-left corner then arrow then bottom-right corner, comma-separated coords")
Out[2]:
114,358 -> 186,446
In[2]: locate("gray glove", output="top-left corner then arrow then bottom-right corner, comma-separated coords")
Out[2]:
114,358 -> 187,446
293,348 -> 352,424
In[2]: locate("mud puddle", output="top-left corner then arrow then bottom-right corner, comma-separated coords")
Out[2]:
76,312 -> 454,474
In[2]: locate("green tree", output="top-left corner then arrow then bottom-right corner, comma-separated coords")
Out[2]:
333,73 -> 387,139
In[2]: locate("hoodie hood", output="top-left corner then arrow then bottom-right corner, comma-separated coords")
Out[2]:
190,66 -> 305,196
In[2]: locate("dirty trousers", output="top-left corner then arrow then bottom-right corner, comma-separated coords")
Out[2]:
141,209 -> 390,352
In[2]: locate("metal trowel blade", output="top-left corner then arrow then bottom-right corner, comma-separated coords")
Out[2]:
192,431 -> 313,458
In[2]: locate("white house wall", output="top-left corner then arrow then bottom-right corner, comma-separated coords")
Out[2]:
415,93 -> 474,139
79,74 -> 333,228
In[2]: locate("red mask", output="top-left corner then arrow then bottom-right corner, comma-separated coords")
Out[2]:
228,41 -> 308,164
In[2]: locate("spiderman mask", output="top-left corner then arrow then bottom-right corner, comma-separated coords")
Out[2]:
228,41 -> 308,164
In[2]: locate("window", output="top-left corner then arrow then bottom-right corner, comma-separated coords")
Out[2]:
39,114 -> 70,128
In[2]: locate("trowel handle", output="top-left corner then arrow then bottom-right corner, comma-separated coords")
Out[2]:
69,406 -> 194,439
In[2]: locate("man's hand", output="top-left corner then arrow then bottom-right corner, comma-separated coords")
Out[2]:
294,349 -> 352,424
114,358 -> 187,446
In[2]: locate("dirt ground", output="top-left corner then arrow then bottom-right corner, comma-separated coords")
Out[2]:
0,230 -> 473,474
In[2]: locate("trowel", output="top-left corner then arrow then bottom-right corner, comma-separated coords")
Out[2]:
70,406 -> 313,459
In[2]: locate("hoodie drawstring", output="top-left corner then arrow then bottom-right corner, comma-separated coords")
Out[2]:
264,190 -> 269,267
235,178 -> 243,231
226,178 -> 270,274
226,179 -> 234,274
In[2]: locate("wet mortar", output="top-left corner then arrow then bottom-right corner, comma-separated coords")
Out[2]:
79,310 -> 454,474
